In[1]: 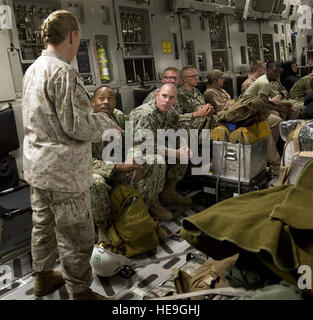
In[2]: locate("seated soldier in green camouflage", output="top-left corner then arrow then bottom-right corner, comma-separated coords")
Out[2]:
90,86 -> 169,242
144,66 -> 214,130
289,71 -> 313,103
178,66 -> 215,132
129,83 -> 193,217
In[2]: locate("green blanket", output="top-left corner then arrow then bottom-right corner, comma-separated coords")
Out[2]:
181,159 -> 313,293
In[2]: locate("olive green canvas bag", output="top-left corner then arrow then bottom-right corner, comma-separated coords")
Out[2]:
108,184 -> 159,257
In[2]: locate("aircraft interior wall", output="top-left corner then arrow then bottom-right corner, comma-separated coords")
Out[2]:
1,0 -> 313,178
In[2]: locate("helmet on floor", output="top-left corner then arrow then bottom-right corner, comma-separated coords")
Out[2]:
90,245 -> 133,277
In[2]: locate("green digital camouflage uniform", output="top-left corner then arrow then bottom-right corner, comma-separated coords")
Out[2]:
270,80 -> 302,116
177,86 -> 216,131
22,50 -> 118,295
129,102 -> 188,182
91,108 -> 166,228
144,87 -> 215,131
289,72 -> 313,102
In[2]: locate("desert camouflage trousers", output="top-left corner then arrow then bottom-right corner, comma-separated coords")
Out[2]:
30,186 -> 94,295
90,156 -> 167,227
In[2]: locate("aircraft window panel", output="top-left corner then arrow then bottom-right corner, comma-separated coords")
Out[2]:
280,40 -> 286,62
124,59 -> 136,84
100,5 -> 111,25
275,42 -> 281,62
77,40 -> 91,74
186,41 -> 196,67
124,58 -> 155,84
143,59 -> 155,82
134,59 -> 144,83
262,34 -> 274,62
200,16 -> 206,31
197,52 -> 207,72
247,34 -> 260,63
239,21 -> 244,33
212,51 -> 228,71
240,46 -> 247,65
182,15 -> 191,30
307,36 -> 313,50
308,52 -> 313,66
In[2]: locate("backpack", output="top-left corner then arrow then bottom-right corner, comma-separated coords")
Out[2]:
107,184 -> 159,257
217,95 -> 269,127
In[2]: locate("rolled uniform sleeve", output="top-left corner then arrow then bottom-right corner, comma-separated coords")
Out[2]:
54,69 -> 119,142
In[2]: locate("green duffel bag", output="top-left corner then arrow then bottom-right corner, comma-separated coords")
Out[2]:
108,184 -> 159,257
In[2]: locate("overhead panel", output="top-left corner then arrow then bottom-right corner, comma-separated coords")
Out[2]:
168,0 -> 236,15
212,0 -> 229,5
233,0 -> 246,11
272,0 -> 286,14
252,0 -> 273,13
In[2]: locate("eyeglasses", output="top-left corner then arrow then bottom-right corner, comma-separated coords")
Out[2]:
163,76 -> 178,81
185,74 -> 199,78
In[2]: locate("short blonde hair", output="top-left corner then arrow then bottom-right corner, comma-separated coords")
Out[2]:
41,10 -> 80,45
250,60 -> 264,73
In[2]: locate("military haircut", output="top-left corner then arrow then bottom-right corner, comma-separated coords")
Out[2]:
266,61 -> 283,71
158,82 -> 177,92
162,67 -> 180,76
181,66 -> 197,78
92,85 -> 113,99
250,60 -> 264,73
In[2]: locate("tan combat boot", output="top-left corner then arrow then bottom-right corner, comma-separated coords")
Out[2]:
160,180 -> 192,206
149,196 -> 173,221
72,288 -> 114,300
34,270 -> 65,297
